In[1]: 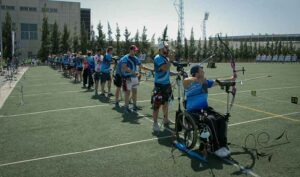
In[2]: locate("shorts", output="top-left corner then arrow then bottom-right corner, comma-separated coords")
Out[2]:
68,65 -> 73,70
94,72 -> 101,81
113,74 -> 122,88
63,64 -> 69,70
152,83 -> 173,110
76,67 -> 83,71
100,72 -> 111,84
122,77 -> 139,91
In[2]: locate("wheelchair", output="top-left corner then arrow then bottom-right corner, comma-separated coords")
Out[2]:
173,68 -> 233,155
175,107 -> 229,156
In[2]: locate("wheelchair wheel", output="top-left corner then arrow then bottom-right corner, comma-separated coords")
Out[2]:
175,111 -> 198,149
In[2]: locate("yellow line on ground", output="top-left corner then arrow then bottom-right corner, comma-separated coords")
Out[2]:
209,97 -> 300,122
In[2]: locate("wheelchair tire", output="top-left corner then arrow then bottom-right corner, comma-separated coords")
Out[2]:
175,111 -> 198,149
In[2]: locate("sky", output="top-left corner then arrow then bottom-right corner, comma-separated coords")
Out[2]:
57,0 -> 300,40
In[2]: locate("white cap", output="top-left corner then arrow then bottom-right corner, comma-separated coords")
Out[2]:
158,41 -> 168,49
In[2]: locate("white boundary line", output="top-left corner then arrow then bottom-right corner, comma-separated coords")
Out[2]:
8,85 -> 300,98
9,90 -> 83,98
0,100 -> 151,118
22,82 -> 69,87
0,67 -> 28,109
0,136 -> 172,167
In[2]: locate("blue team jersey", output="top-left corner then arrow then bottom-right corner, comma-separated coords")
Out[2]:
121,54 -> 141,77
115,57 -> 124,75
101,53 -> 112,73
86,56 -> 95,70
154,54 -> 170,85
63,55 -> 69,65
185,80 -> 214,112
76,57 -> 83,68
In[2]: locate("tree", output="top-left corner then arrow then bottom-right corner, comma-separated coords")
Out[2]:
124,27 -> 131,50
89,28 -> 97,53
134,29 -> 140,48
288,40 -> 295,54
277,41 -> 282,54
51,21 -> 60,54
150,33 -> 156,58
141,26 -> 149,53
207,37 -> 213,56
184,38 -> 189,61
73,35 -> 79,53
2,12 -> 13,60
80,22 -> 88,54
239,41 -> 244,59
196,38 -> 202,62
162,25 -> 168,41
175,30 -> 183,60
202,38 -> 207,59
38,13 -> 50,61
115,23 -> 121,55
253,42 -> 258,56
224,35 -> 230,62
60,24 -> 70,53
107,22 -> 113,46
188,28 -> 196,61
96,21 -> 106,49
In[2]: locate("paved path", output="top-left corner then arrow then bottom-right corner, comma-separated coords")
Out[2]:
0,67 -> 28,109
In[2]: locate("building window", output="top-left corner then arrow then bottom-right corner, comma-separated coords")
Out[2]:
20,6 -> 37,12
1,5 -> 15,10
42,7 -> 58,13
21,23 -> 38,40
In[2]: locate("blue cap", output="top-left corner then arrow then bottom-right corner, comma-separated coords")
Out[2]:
190,65 -> 203,76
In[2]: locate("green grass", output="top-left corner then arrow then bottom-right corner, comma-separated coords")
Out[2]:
0,63 -> 299,177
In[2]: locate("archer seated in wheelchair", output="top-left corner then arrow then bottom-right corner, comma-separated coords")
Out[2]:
183,64 -> 234,158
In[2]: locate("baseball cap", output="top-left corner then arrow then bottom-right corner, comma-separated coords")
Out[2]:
190,64 -> 203,76
130,45 -> 139,51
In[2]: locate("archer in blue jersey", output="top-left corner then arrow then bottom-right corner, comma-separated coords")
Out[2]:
152,41 -> 177,132
183,64 -> 234,158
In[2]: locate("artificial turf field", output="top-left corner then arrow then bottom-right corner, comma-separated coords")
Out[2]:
0,63 -> 299,177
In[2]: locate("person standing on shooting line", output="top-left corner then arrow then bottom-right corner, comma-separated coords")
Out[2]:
113,56 -> 125,108
75,52 -> 83,83
152,41 -> 176,132
100,47 -> 114,97
83,51 -> 95,89
121,45 -> 153,113
94,49 -> 103,95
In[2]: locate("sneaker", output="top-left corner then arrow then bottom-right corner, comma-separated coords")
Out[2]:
108,93 -> 114,97
99,93 -> 105,97
115,102 -> 120,108
132,105 -> 142,111
224,147 -> 231,156
163,119 -> 175,127
124,107 -> 132,113
95,91 -> 98,96
214,147 -> 229,158
153,122 -> 160,132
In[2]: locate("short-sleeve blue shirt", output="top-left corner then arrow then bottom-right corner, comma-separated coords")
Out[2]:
154,54 -> 170,85
121,54 -> 141,77
185,80 -> 214,112
101,53 -> 112,73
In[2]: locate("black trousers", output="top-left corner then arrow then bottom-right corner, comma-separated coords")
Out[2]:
83,68 -> 94,88
191,107 -> 228,151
